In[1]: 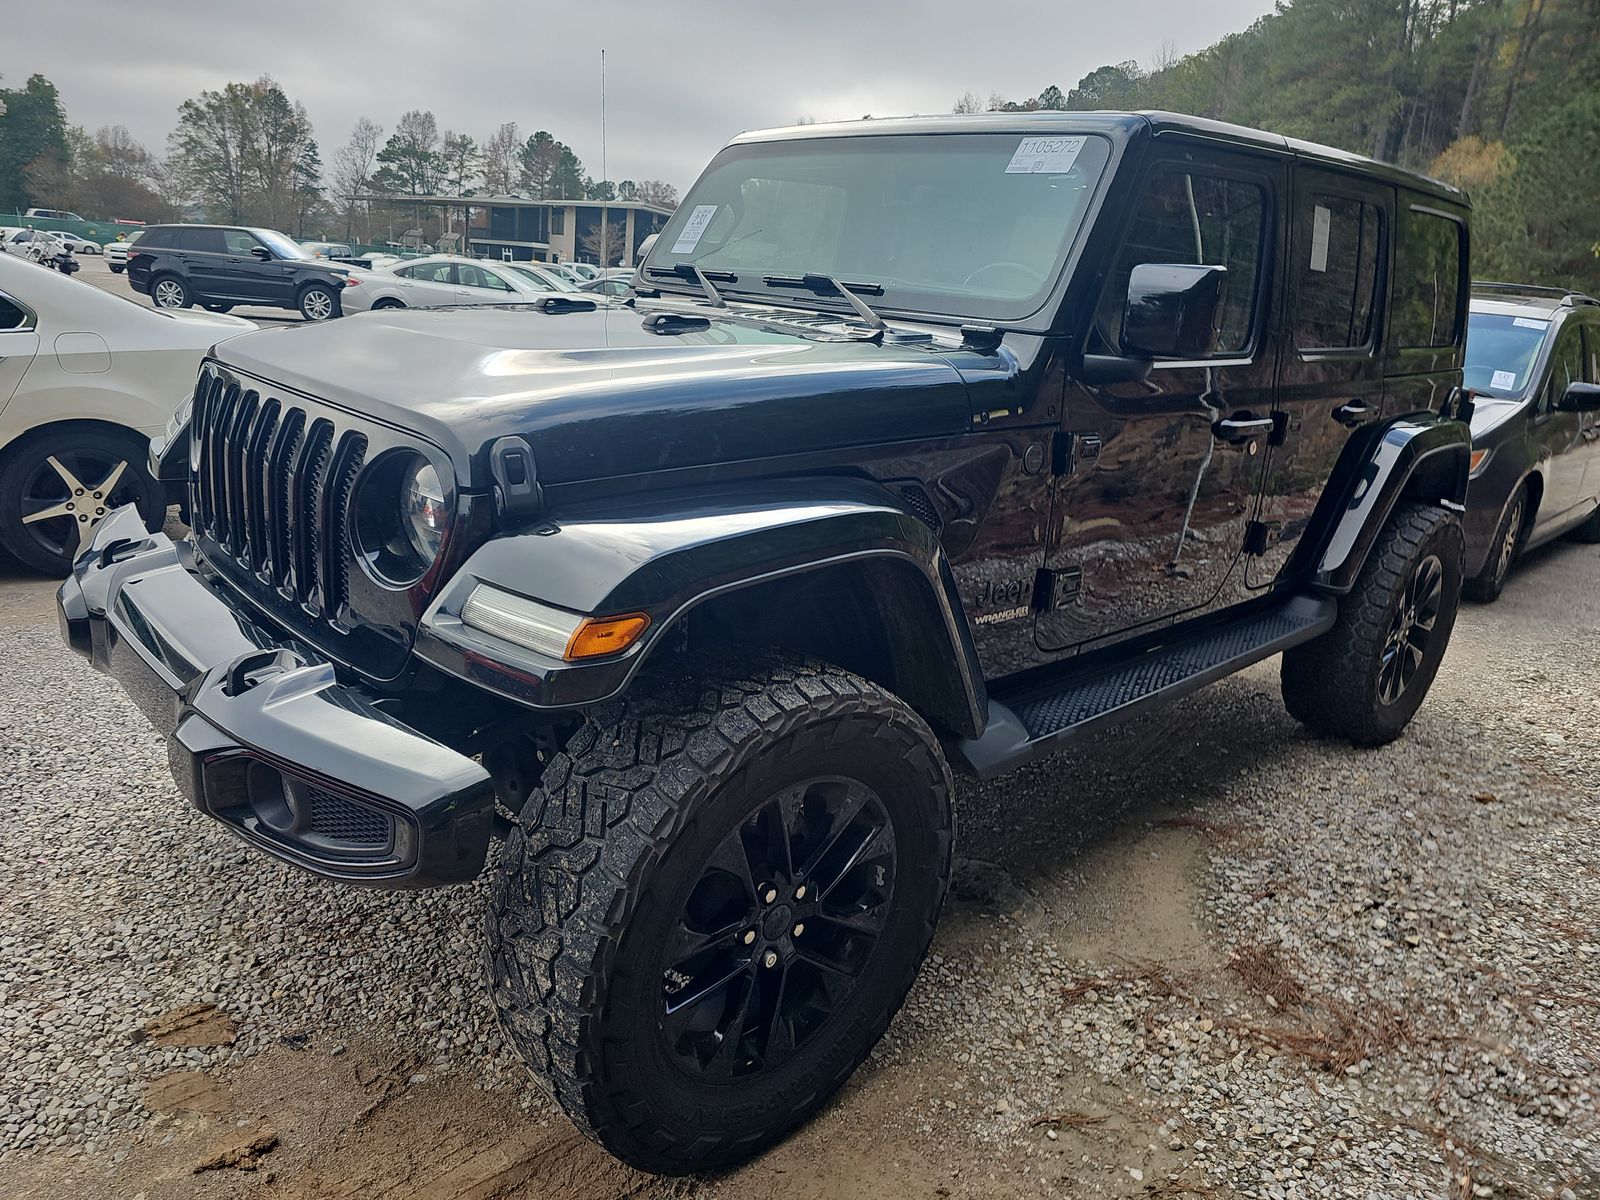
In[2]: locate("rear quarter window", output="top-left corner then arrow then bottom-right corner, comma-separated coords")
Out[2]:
1391,207 -> 1465,349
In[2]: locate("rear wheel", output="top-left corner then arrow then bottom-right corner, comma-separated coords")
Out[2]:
487,654 -> 953,1174
151,274 -> 190,309
0,427 -> 164,574
1464,485 -> 1527,603
201,302 -> 233,313
1571,502 -> 1600,544
1282,502 -> 1463,745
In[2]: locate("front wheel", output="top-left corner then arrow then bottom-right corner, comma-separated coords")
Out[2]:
201,302 -> 234,314
108,263 -> 124,274
1282,502 -> 1463,746
487,655 -> 953,1175
297,284 -> 338,321
1464,485 -> 1526,603
0,427 -> 165,574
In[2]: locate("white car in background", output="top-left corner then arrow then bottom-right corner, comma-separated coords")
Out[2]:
51,232 -> 102,255
339,254 -> 580,314
104,232 -> 143,273
0,252 -> 253,573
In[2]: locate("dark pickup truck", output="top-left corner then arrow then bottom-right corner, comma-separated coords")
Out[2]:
61,111 -> 1472,1174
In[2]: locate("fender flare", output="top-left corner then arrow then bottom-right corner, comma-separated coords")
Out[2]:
415,477 -> 988,736
1309,412 -> 1471,594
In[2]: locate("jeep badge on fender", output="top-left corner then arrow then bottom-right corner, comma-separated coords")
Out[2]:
59,112 -> 1471,1175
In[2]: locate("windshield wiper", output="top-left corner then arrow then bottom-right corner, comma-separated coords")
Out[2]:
645,263 -> 734,307
763,273 -> 886,331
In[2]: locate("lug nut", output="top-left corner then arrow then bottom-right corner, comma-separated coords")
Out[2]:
742,930 -> 756,945
793,923 -> 805,937
762,886 -> 778,904
763,950 -> 778,968
794,885 -> 807,900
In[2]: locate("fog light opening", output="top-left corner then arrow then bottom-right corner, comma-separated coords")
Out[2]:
246,761 -> 309,836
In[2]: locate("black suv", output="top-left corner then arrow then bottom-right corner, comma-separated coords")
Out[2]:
61,113 -> 1473,1174
127,224 -> 352,320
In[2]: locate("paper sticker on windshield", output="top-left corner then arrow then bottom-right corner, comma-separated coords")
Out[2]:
1513,317 -> 1549,330
1005,136 -> 1086,175
1309,205 -> 1332,273
1492,369 -> 1518,390
671,205 -> 718,254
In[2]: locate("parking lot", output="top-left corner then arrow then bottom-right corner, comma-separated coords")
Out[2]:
71,253 -> 304,326
1,524 -> 1595,1199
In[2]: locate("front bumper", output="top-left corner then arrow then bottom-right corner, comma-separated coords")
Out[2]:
57,507 -> 494,888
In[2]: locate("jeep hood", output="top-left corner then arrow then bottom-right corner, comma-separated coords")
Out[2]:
212,302 -> 977,488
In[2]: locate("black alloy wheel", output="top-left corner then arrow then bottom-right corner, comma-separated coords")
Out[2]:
1466,487 -> 1526,603
661,776 -> 897,1080
1377,553 -> 1443,705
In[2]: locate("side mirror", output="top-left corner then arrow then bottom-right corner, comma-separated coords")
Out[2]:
1558,381 -> 1600,413
1122,263 -> 1228,360
250,245 -> 273,261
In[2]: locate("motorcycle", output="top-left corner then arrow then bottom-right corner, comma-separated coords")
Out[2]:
25,234 -> 79,275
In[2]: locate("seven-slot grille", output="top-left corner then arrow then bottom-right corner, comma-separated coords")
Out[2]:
191,371 -> 368,622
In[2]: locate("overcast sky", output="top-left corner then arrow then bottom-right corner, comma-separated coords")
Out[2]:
9,0 -> 1277,192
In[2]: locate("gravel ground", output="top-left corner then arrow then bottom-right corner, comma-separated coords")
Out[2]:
1,533 -> 1596,1199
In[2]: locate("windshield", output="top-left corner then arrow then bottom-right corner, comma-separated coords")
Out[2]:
646,131 -> 1112,321
254,229 -> 310,260
1465,311 -> 1551,398
506,265 -> 577,292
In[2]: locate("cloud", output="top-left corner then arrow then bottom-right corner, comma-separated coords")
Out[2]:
12,0 -> 1276,192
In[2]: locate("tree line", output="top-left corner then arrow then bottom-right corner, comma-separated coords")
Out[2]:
0,72 -> 679,247
962,0 -> 1599,293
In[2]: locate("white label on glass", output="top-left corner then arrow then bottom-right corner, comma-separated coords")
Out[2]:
1309,205 -> 1332,273
1005,136 -> 1086,174
671,204 -> 718,254
1492,369 -> 1517,390
1513,317 -> 1549,330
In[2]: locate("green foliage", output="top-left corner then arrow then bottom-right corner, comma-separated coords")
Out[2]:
169,76 -> 318,228
0,74 -> 71,212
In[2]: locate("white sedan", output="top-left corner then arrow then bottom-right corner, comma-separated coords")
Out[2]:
52,232 -> 103,255
0,252 -> 253,573
339,254 -> 578,314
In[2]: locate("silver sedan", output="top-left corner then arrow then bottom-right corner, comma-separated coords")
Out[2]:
340,255 -> 578,314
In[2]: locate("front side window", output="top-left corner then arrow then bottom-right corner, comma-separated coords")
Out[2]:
1463,311 -> 1550,398
505,265 -> 559,292
1392,208 -> 1463,349
647,132 -> 1113,321
1541,325 -> 1584,415
223,229 -> 262,256
459,263 -> 513,292
1293,193 -> 1381,351
252,229 -> 308,260
1097,169 -> 1268,357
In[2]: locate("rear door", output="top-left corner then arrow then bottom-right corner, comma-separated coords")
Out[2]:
178,227 -> 234,300
1038,145 -> 1286,651
1383,202 -> 1468,422
1248,167 -> 1389,588
1580,320 -> 1600,507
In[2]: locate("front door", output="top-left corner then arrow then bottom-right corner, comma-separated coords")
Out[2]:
1528,320 -> 1589,537
1248,169 -> 1389,588
218,229 -> 292,305
1038,149 -> 1285,651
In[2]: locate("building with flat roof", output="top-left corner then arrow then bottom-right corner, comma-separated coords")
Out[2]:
355,194 -> 673,265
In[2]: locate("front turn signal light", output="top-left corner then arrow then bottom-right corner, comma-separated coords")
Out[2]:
1469,448 -> 1490,476
566,613 -> 650,660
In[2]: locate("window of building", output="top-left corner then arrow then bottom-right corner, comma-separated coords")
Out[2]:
1391,207 -> 1463,349
1098,169 -> 1268,358
550,207 -> 565,235
1294,194 -> 1381,351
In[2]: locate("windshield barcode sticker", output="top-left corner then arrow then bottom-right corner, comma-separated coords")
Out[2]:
1492,370 -> 1517,389
671,205 -> 718,254
1310,205 -> 1332,273
1005,136 -> 1086,175
1512,317 -> 1549,330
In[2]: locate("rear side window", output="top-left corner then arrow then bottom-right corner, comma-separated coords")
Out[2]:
176,228 -> 225,253
1100,169 -> 1268,357
1391,208 -> 1463,349
398,261 -> 454,284
1293,194 -> 1382,350
0,294 -> 33,331
138,228 -> 175,249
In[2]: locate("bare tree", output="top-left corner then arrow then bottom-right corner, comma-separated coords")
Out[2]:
634,179 -> 678,210
579,218 -> 629,267
332,117 -> 383,242
952,91 -> 983,113
481,121 -> 520,194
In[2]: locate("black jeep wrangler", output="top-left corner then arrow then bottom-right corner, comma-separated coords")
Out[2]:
59,112 -> 1473,1174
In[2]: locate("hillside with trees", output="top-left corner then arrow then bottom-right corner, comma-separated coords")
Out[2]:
967,0 -> 1599,292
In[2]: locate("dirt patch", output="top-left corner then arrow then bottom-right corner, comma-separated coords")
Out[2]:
194,1129 -> 278,1174
145,1071 -> 230,1116
142,1004 -> 238,1048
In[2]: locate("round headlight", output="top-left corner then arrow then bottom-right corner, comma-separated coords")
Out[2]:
403,460 -> 446,563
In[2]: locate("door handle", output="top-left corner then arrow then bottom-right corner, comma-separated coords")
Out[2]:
1334,399 -> 1376,427
1213,415 -> 1275,444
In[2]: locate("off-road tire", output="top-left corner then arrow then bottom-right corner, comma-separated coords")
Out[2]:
1464,485 -> 1527,603
1282,502 -> 1463,746
1571,502 -> 1600,544
487,654 -> 953,1175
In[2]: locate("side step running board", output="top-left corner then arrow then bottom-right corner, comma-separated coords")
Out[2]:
956,594 -> 1336,780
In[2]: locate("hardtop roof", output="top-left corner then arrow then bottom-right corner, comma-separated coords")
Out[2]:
730,110 -> 1466,206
